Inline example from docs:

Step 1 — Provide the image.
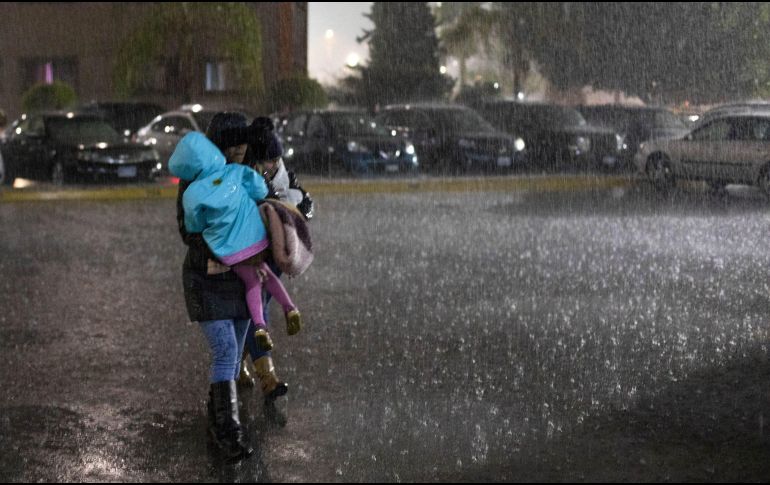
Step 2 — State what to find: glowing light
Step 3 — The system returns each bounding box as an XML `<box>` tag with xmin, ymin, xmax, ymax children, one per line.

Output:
<box><xmin>66</xmin><ymin>112</ymin><xmax>74</xmax><ymax>119</ymax></box>
<box><xmin>191</xmin><ymin>104</ymin><xmax>203</xmax><ymax>113</ymax></box>
<box><xmin>517</xmin><ymin>92</ymin><xmax>525</xmax><ymax>100</ymax></box>
<box><xmin>493</xmin><ymin>82</ymin><xmax>499</xmax><ymax>90</ymax></box>
<box><xmin>97</xmin><ymin>142</ymin><xmax>108</xmax><ymax>149</ymax></box>
<box><xmin>440</xmin><ymin>66</ymin><xmax>447</xmax><ymax>74</ymax></box>
<box><xmin>346</xmin><ymin>53</ymin><xmax>360</xmax><ymax>68</ymax></box>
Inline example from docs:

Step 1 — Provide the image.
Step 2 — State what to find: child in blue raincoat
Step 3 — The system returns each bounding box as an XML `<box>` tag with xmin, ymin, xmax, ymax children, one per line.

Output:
<box><xmin>169</xmin><ymin>131</ymin><xmax>302</xmax><ymax>350</ymax></box>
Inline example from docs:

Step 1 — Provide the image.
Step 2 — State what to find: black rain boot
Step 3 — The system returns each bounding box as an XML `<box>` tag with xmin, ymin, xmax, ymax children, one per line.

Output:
<box><xmin>210</xmin><ymin>380</ymin><xmax>254</xmax><ymax>462</ymax></box>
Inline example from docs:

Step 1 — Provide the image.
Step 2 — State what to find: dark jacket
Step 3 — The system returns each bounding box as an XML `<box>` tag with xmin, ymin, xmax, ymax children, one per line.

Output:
<box><xmin>177</xmin><ymin>180</ymin><xmax>250</xmax><ymax>322</ymax></box>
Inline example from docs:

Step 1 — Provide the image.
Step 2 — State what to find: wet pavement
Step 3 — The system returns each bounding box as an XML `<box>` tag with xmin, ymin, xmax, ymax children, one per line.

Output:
<box><xmin>1</xmin><ymin>177</ymin><xmax>770</xmax><ymax>481</ymax></box>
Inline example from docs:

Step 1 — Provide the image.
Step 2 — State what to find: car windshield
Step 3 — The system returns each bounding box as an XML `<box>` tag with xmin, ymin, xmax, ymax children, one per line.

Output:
<box><xmin>648</xmin><ymin>110</ymin><xmax>687</xmax><ymax>129</ymax></box>
<box><xmin>328</xmin><ymin>113</ymin><xmax>388</xmax><ymax>136</ymax></box>
<box><xmin>47</xmin><ymin>118</ymin><xmax>124</xmax><ymax>145</ymax></box>
<box><xmin>430</xmin><ymin>108</ymin><xmax>497</xmax><ymax>133</ymax></box>
<box><xmin>192</xmin><ymin>111</ymin><xmax>217</xmax><ymax>133</ymax></box>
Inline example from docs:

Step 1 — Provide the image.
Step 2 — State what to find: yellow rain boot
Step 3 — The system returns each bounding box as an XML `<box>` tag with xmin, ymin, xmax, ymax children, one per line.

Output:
<box><xmin>254</xmin><ymin>328</ymin><xmax>274</xmax><ymax>352</ymax></box>
<box><xmin>252</xmin><ymin>356</ymin><xmax>289</xmax><ymax>401</ymax></box>
<box><xmin>285</xmin><ymin>309</ymin><xmax>303</xmax><ymax>336</ymax></box>
<box><xmin>237</xmin><ymin>354</ymin><xmax>256</xmax><ymax>388</ymax></box>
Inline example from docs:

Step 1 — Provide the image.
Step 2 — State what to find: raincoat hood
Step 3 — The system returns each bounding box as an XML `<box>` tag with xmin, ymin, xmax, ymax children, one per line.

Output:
<box><xmin>169</xmin><ymin>132</ymin><xmax>227</xmax><ymax>181</ymax></box>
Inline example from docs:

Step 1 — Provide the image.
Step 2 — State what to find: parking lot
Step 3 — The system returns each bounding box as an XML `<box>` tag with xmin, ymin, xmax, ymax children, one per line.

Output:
<box><xmin>1</xmin><ymin>176</ymin><xmax>770</xmax><ymax>481</ymax></box>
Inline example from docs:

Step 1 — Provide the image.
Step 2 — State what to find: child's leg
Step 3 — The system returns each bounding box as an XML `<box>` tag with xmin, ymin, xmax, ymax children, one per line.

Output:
<box><xmin>231</xmin><ymin>264</ymin><xmax>266</xmax><ymax>327</ymax></box>
<box><xmin>259</xmin><ymin>261</ymin><xmax>296</xmax><ymax>313</ymax></box>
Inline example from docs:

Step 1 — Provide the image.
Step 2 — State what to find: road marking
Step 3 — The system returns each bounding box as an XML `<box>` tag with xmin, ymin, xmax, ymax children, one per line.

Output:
<box><xmin>0</xmin><ymin>175</ymin><xmax>636</xmax><ymax>203</ymax></box>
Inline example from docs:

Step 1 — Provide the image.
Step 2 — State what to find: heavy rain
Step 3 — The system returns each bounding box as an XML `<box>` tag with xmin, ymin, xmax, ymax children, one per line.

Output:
<box><xmin>1</xmin><ymin>2</ymin><xmax>770</xmax><ymax>482</ymax></box>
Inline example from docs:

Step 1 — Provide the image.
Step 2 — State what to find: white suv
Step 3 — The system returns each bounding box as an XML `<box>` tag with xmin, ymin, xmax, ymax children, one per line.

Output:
<box><xmin>635</xmin><ymin>110</ymin><xmax>770</xmax><ymax>195</ymax></box>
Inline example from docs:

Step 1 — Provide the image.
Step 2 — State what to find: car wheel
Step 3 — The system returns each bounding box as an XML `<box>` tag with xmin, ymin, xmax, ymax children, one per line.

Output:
<box><xmin>646</xmin><ymin>155</ymin><xmax>675</xmax><ymax>192</ymax></box>
<box><xmin>50</xmin><ymin>161</ymin><xmax>66</xmax><ymax>186</ymax></box>
<box><xmin>757</xmin><ymin>165</ymin><xmax>770</xmax><ymax>198</ymax></box>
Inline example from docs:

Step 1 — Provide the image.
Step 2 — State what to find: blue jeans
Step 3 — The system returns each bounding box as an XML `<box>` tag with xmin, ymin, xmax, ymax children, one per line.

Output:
<box><xmin>198</xmin><ymin>319</ymin><xmax>251</xmax><ymax>383</ymax></box>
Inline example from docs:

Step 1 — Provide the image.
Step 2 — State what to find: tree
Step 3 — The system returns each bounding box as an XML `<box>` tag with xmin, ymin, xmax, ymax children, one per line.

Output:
<box><xmin>22</xmin><ymin>82</ymin><xmax>77</xmax><ymax>113</ymax></box>
<box><xmin>346</xmin><ymin>2</ymin><xmax>453</xmax><ymax>109</ymax></box>
<box><xmin>435</xmin><ymin>3</ymin><xmax>496</xmax><ymax>89</ymax></box>
<box><xmin>265</xmin><ymin>77</ymin><xmax>328</xmax><ymax>114</ymax></box>
<box><xmin>113</xmin><ymin>2</ymin><xmax>264</xmax><ymax>108</ymax></box>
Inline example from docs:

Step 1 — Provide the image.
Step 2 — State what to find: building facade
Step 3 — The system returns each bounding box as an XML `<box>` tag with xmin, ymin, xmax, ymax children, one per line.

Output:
<box><xmin>0</xmin><ymin>2</ymin><xmax>307</xmax><ymax>119</ymax></box>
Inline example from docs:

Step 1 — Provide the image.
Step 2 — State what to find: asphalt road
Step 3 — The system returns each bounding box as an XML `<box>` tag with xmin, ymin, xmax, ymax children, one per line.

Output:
<box><xmin>1</xmin><ymin>177</ymin><xmax>770</xmax><ymax>482</ymax></box>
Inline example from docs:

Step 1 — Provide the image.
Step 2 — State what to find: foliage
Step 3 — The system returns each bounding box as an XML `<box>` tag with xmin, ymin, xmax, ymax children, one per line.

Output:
<box><xmin>345</xmin><ymin>2</ymin><xmax>453</xmax><ymax>109</ymax></box>
<box><xmin>113</xmin><ymin>2</ymin><xmax>264</xmax><ymax>108</ymax></box>
<box><xmin>445</xmin><ymin>2</ymin><xmax>770</xmax><ymax>104</ymax></box>
<box><xmin>21</xmin><ymin>82</ymin><xmax>77</xmax><ymax>113</ymax></box>
<box><xmin>454</xmin><ymin>81</ymin><xmax>503</xmax><ymax>109</ymax></box>
<box><xmin>265</xmin><ymin>77</ymin><xmax>328</xmax><ymax>114</ymax></box>
<box><xmin>435</xmin><ymin>3</ymin><xmax>496</xmax><ymax>88</ymax></box>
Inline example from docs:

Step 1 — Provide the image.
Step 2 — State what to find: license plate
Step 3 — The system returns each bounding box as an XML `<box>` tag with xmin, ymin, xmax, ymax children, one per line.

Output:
<box><xmin>385</xmin><ymin>164</ymin><xmax>399</xmax><ymax>172</ymax></box>
<box><xmin>497</xmin><ymin>156</ymin><xmax>512</xmax><ymax>167</ymax></box>
<box><xmin>118</xmin><ymin>165</ymin><xmax>137</xmax><ymax>178</ymax></box>
<box><xmin>602</xmin><ymin>156</ymin><xmax>617</xmax><ymax>167</ymax></box>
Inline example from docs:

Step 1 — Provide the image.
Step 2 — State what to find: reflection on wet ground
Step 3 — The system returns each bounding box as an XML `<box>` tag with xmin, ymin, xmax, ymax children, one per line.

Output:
<box><xmin>1</xmin><ymin>176</ymin><xmax>769</xmax><ymax>481</ymax></box>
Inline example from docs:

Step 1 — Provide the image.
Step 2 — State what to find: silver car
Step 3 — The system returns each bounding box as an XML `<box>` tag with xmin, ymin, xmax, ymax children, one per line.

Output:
<box><xmin>635</xmin><ymin>111</ymin><xmax>770</xmax><ymax>195</ymax></box>
<box><xmin>134</xmin><ymin>108</ymin><xmax>217</xmax><ymax>172</ymax></box>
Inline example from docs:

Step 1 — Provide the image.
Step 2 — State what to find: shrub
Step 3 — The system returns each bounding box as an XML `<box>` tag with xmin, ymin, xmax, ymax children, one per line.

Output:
<box><xmin>22</xmin><ymin>82</ymin><xmax>77</xmax><ymax>113</ymax></box>
<box><xmin>265</xmin><ymin>77</ymin><xmax>328</xmax><ymax>114</ymax></box>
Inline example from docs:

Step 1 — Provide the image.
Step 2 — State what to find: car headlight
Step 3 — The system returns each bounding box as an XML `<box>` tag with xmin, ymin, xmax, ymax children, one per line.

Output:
<box><xmin>458</xmin><ymin>138</ymin><xmax>476</xmax><ymax>149</ymax></box>
<box><xmin>404</xmin><ymin>142</ymin><xmax>415</xmax><ymax>155</ymax></box>
<box><xmin>285</xmin><ymin>147</ymin><xmax>295</xmax><ymax>158</ymax></box>
<box><xmin>514</xmin><ymin>137</ymin><xmax>526</xmax><ymax>152</ymax></box>
<box><xmin>576</xmin><ymin>136</ymin><xmax>590</xmax><ymax>153</ymax></box>
<box><xmin>347</xmin><ymin>141</ymin><xmax>369</xmax><ymax>153</ymax></box>
<box><xmin>616</xmin><ymin>133</ymin><xmax>626</xmax><ymax>151</ymax></box>
<box><xmin>76</xmin><ymin>151</ymin><xmax>99</xmax><ymax>162</ymax></box>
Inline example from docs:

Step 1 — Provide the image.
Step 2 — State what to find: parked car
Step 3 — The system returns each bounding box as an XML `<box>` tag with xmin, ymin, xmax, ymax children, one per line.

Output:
<box><xmin>478</xmin><ymin>101</ymin><xmax>623</xmax><ymax>171</ymax></box>
<box><xmin>577</xmin><ymin>105</ymin><xmax>690</xmax><ymax>165</ymax></box>
<box><xmin>0</xmin><ymin>145</ymin><xmax>6</xmax><ymax>185</ymax></box>
<box><xmin>78</xmin><ymin>101</ymin><xmax>165</xmax><ymax>140</ymax></box>
<box><xmin>1</xmin><ymin>112</ymin><xmax>161</xmax><ymax>185</ymax></box>
<box><xmin>375</xmin><ymin>103</ymin><xmax>526</xmax><ymax>173</ymax></box>
<box><xmin>278</xmin><ymin>109</ymin><xmax>419</xmax><ymax>176</ymax></box>
<box><xmin>697</xmin><ymin>102</ymin><xmax>770</xmax><ymax>126</ymax></box>
<box><xmin>135</xmin><ymin>107</ymin><xmax>219</xmax><ymax>171</ymax></box>
<box><xmin>634</xmin><ymin>109</ymin><xmax>770</xmax><ymax>195</ymax></box>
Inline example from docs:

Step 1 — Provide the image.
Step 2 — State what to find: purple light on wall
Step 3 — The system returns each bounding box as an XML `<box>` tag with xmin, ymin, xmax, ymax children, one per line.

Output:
<box><xmin>44</xmin><ymin>62</ymin><xmax>53</xmax><ymax>84</ymax></box>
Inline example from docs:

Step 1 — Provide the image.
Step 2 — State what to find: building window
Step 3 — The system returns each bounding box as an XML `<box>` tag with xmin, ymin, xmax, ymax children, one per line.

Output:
<box><xmin>21</xmin><ymin>58</ymin><xmax>77</xmax><ymax>91</ymax></box>
<box><xmin>205</xmin><ymin>61</ymin><xmax>230</xmax><ymax>92</ymax></box>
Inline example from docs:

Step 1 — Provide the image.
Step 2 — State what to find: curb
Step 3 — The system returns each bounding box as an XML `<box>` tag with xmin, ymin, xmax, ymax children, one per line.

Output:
<box><xmin>0</xmin><ymin>175</ymin><xmax>636</xmax><ymax>203</ymax></box>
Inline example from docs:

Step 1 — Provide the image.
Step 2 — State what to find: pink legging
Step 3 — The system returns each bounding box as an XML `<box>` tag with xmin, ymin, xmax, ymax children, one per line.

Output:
<box><xmin>231</xmin><ymin>261</ymin><xmax>296</xmax><ymax>327</ymax></box>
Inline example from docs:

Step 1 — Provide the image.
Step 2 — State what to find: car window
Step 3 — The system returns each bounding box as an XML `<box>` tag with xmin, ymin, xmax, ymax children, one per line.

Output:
<box><xmin>430</xmin><ymin>108</ymin><xmax>496</xmax><ymax>133</ymax></box>
<box><xmin>307</xmin><ymin>115</ymin><xmax>328</xmax><ymax>138</ymax></box>
<box><xmin>327</xmin><ymin>113</ymin><xmax>389</xmax><ymax>137</ymax></box>
<box><xmin>382</xmin><ymin>110</ymin><xmax>433</xmax><ymax>131</ymax></box>
<box><xmin>732</xmin><ymin>117</ymin><xmax>770</xmax><ymax>141</ymax></box>
<box><xmin>690</xmin><ymin>119</ymin><xmax>731</xmax><ymax>142</ymax></box>
<box><xmin>653</xmin><ymin>110</ymin><xmax>687</xmax><ymax>129</ymax></box>
<box><xmin>151</xmin><ymin>116</ymin><xmax>193</xmax><ymax>135</ymax></box>
<box><xmin>47</xmin><ymin>118</ymin><xmax>123</xmax><ymax>145</ymax></box>
<box><xmin>284</xmin><ymin>114</ymin><xmax>307</xmax><ymax>136</ymax></box>
<box><xmin>27</xmin><ymin>116</ymin><xmax>45</xmax><ymax>137</ymax></box>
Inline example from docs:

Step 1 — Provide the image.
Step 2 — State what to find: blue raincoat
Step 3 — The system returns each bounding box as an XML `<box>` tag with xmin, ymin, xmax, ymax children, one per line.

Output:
<box><xmin>169</xmin><ymin>132</ymin><xmax>269</xmax><ymax>263</ymax></box>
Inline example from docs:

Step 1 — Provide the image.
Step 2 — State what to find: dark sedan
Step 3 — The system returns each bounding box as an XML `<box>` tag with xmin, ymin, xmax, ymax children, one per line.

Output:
<box><xmin>478</xmin><ymin>101</ymin><xmax>624</xmax><ymax>171</ymax></box>
<box><xmin>375</xmin><ymin>103</ymin><xmax>526</xmax><ymax>173</ymax></box>
<box><xmin>1</xmin><ymin>112</ymin><xmax>161</xmax><ymax>185</ymax></box>
<box><xmin>278</xmin><ymin>110</ymin><xmax>419</xmax><ymax>176</ymax></box>
<box><xmin>78</xmin><ymin>101</ymin><xmax>165</xmax><ymax>140</ymax></box>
